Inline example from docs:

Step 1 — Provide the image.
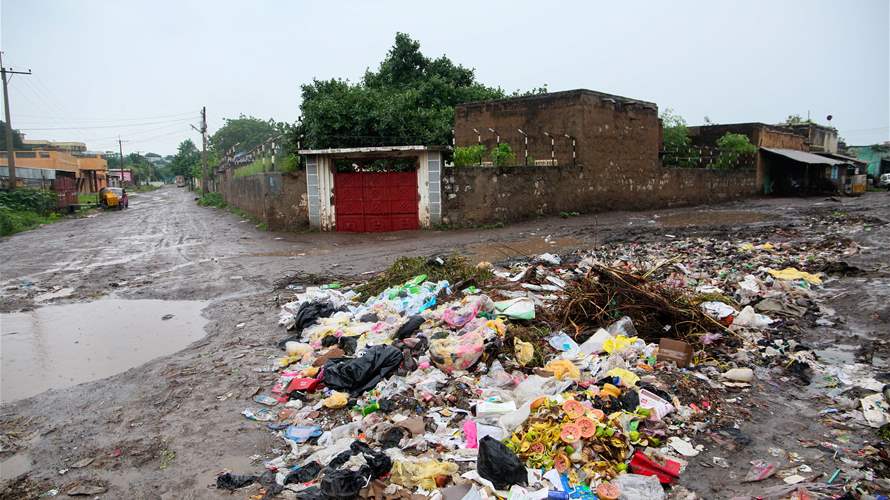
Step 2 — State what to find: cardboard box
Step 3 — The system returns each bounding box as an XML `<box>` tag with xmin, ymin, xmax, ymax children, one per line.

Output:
<box><xmin>657</xmin><ymin>338</ymin><xmax>693</xmax><ymax>367</ymax></box>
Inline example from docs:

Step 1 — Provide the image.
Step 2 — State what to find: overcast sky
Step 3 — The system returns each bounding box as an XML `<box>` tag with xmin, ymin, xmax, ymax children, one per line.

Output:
<box><xmin>2</xmin><ymin>0</ymin><xmax>888</xmax><ymax>155</ymax></box>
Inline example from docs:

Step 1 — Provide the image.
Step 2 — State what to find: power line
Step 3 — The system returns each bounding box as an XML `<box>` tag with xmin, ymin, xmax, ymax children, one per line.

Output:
<box><xmin>19</xmin><ymin>117</ymin><xmax>194</xmax><ymax>131</ymax></box>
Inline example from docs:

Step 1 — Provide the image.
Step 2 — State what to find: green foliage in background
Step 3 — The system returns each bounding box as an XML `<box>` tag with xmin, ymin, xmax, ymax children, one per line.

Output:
<box><xmin>490</xmin><ymin>143</ymin><xmax>516</xmax><ymax>166</ymax></box>
<box><xmin>171</xmin><ymin>139</ymin><xmax>201</xmax><ymax>179</ymax></box>
<box><xmin>210</xmin><ymin>115</ymin><xmax>282</xmax><ymax>155</ymax></box>
<box><xmin>298</xmin><ymin>33</ymin><xmax>506</xmax><ymax>149</ymax></box>
<box><xmin>453</xmin><ymin>145</ymin><xmax>486</xmax><ymax>166</ymax></box>
<box><xmin>714</xmin><ymin>132</ymin><xmax>757</xmax><ymax>169</ymax></box>
<box><xmin>0</xmin><ymin>121</ymin><xmax>24</xmax><ymax>150</ymax></box>
<box><xmin>661</xmin><ymin>108</ymin><xmax>700</xmax><ymax>168</ymax></box>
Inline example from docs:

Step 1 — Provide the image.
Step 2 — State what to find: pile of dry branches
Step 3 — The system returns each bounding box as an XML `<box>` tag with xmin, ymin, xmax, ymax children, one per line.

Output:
<box><xmin>551</xmin><ymin>264</ymin><xmax>725</xmax><ymax>342</ymax></box>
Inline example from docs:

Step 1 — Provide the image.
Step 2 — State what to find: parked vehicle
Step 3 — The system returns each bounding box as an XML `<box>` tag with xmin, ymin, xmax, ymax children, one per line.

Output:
<box><xmin>98</xmin><ymin>187</ymin><xmax>129</xmax><ymax>210</ymax></box>
<box><xmin>175</xmin><ymin>175</ymin><xmax>186</xmax><ymax>187</ymax></box>
<box><xmin>879</xmin><ymin>173</ymin><xmax>890</xmax><ymax>189</ymax></box>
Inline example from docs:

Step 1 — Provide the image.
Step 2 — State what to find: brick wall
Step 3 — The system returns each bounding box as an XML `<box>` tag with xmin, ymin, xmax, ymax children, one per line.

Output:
<box><xmin>218</xmin><ymin>170</ymin><xmax>309</xmax><ymax>230</ymax></box>
<box><xmin>446</xmin><ymin>90</ymin><xmax>758</xmax><ymax>225</ymax></box>
<box><xmin>441</xmin><ymin>165</ymin><xmax>758</xmax><ymax>226</ymax></box>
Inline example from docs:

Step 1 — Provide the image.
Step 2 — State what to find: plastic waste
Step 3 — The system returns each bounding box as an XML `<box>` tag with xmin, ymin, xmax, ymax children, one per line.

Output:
<box><xmin>606</xmin><ymin>367</ymin><xmax>639</xmax><ymax>387</ymax></box>
<box><xmin>767</xmin><ymin>267</ymin><xmax>823</xmax><ymax>286</ymax></box>
<box><xmin>731</xmin><ymin>306</ymin><xmax>774</xmax><ymax>329</ymax></box>
<box><xmin>535</xmin><ymin>253</ymin><xmax>561</xmax><ymax>266</ymax></box>
<box><xmin>611</xmin><ymin>473</ymin><xmax>665</xmax><ymax>500</ymax></box>
<box><xmin>322</xmin><ymin>345</ymin><xmax>403</xmax><ymax>397</ymax></box>
<box><xmin>284</xmin><ymin>425</ymin><xmax>323</xmax><ymax>443</ymax></box>
<box><xmin>579</xmin><ymin>328</ymin><xmax>611</xmax><ymax>355</ymax></box>
<box><xmin>722</xmin><ymin>367</ymin><xmax>754</xmax><ymax>382</ymax></box>
<box><xmin>606</xmin><ymin>316</ymin><xmax>639</xmax><ymax>338</ymax></box>
<box><xmin>390</xmin><ymin>460</ymin><xmax>459</xmax><ymax>490</ymax></box>
<box><xmin>514</xmin><ymin>338</ymin><xmax>535</xmax><ymax>366</ymax></box>
<box><xmin>320</xmin><ymin>440</ymin><xmax>392</xmax><ymax>499</ymax></box>
<box><xmin>322</xmin><ymin>391</ymin><xmax>349</xmax><ymax>409</ymax></box>
<box><xmin>476</xmin><ymin>436</ymin><xmax>528</xmax><ymax>491</ymax></box>
<box><xmin>476</xmin><ymin>400</ymin><xmax>517</xmax><ymax>418</ymax></box>
<box><xmin>543</xmin><ymin>359</ymin><xmax>581</xmax><ymax>380</ymax></box>
<box><xmin>284</xmin><ymin>461</ymin><xmax>322</xmax><ymax>485</ymax></box>
<box><xmin>493</xmin><ymin>297</ymin><xmax>535</xmax><ymax>320</ymax></box>
<box><xmin>394</xmin><ymin>315</ymin><xmax>425</xmax><ymax>340</ymax></box>
<box><xmin>638</xmin><ymin>389</ymin><xmax>675</xmax><ymax>420</ymax></box>
<box><xmin>429</xmin><ymin>330</ymin><xmax>485</xmax><ymax>373</ymax></box>
<box><xmin>216</xmin><ymin>472</ymin><xmax>256</xmax><ymax>491</ymax></box>
<box><xmin>442</xmin><ymin>295</ymin><xmax>493</xmax><ymax>327</ymax></box>
<box><xmin>548</xmin><ymin>332</ymin><xmax>581</xmax><ymax>358</ymax></box>
<box><xmin>602</xmin><ymin>335</ymin><xmax>639</xmax><ymax>355</ymax></box>
<box><xmin>628</xmin><ymin>450</ymin><xmax>681</xmax><ymax>484</ymax></box>
<box><xmin>700</xmin><ymin>301</ymin><xmax>736</xmax><ymax>319</ymax></box>
<box><xmin>743</xmin><ymin>460</ymin><xmax>777</xmax><ymax>482</ymax></box>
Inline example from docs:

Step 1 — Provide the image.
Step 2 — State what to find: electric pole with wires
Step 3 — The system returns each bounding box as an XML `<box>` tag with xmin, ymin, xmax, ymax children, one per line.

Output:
<box><xmin>1</xmin><ymin>52</ymin><xmax>32</xmax><ymax>191</ymax></box>
<box><xmin>191</xmin><ymin>107</ymin><xmax>208</xmax><ymax>195</ymax></box>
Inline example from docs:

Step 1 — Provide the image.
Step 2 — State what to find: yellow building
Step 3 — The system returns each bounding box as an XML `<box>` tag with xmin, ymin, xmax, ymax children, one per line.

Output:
<box><xmin>0</xmin><ymin>149</ymin><xmax>108</xmax><ymax>192</ymax></box>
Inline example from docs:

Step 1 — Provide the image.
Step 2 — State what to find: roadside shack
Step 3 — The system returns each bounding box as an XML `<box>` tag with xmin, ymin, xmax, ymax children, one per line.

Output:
<box><xmin>761</xmin><ymin>147</ymin><xmax>867</xmax><ymax>196</ymax></box>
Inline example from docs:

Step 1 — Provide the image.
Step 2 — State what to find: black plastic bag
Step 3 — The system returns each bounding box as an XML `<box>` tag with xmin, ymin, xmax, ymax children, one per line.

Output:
<box><xmin>285</xmin><ymin>461</ymin><xmax>322</xmax><ymax>485</ymax></box>
<box><xmin>323</xmin><ymin>345</ymin><xmax>403</xmax><ymax>397</ymax></box>
<box><xmin>320</xmin><ymin>441</ymin><xmax>392</xmax><ymax>499</ymax></box>
<box><xmin>394</xmin><ymin>315</ymin><xmax>425</xmax><ymax>340</ymax></box>
<box><xmin>477</xmin><ymin>436</ymin><xmax>527</xmax><ymax>490</ymax></box>
<box><xmin>216</xmin><ymin>472</ymin><xmax>256</xmax><ymax>490</ymax></box>
<box><xmin>379</xmin><ymin>426</ymin><xmax>406</xmax><ymax>448</ymax></box>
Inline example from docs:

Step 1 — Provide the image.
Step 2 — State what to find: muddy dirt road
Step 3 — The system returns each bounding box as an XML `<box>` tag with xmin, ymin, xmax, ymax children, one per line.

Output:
<box><xmin>1</xmin><ymin>187</ymin><xmax>888</xmax><ymax>498</ymax></box>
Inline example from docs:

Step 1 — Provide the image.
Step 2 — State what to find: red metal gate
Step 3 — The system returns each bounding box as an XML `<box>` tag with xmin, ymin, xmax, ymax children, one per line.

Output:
<box><xmin>334</xmin><ymin>171</ymin><xmax>419</xmax><ymax>232</ymax></box>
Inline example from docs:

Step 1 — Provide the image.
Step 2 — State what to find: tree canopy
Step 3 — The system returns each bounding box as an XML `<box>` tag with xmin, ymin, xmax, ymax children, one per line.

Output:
<box><xmin>170</xmin><ymin>139</ymin><xmax>200</xmax><ymax>178</ymax></box>
<box><xmin>298</xmin><ymin>33</ymin><xmax>505</xmax><ymax>149</ymax></box>
<box><xmin>210</xmin><ymin>115</ymin><xmax>282</xmax><ymax>155</ymax></box>
<box><xmin>0</xmin><ymin>121</ymin><xmax>24</xmax><ymax>150</ymax></box>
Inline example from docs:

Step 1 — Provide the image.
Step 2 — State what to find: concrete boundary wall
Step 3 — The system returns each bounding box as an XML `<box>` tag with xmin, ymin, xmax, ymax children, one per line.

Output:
<box><xmin>217</xmin><ymin>171</ymin><xmax>309</xmax><ymax>231</ymax></box>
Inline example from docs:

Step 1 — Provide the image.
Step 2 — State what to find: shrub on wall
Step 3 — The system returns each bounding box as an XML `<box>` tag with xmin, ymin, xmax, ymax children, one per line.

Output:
<box><xmin>490</xmin><ymin>143</ymin><xmax>516</xmax><ymax>167</ymax></box>
<box><xmin>714</xmin><ymin>133</ymin><xmax>757</xmax><ymax>169</ymax></box>
<box><xmin>454</xmin><ymin>145</ymin><xmax>486</xmax><ymax>166</ymax></box>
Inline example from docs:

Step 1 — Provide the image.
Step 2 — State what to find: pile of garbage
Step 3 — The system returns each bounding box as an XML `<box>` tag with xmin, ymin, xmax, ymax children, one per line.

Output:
<box><xmin>222</xmin><ymin>237</ymin><xmax>889</xmax><ymax>498</ymax></box>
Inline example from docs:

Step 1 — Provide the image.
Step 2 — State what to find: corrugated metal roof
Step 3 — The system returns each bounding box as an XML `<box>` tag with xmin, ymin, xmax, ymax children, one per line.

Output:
<box><xmin>761</xmin><ymin>148</ymin><xmax>850</xmax><ymax>165</ymax></box>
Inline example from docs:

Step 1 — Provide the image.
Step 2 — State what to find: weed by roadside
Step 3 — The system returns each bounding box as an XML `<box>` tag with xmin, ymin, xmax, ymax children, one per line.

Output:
<box><xmin>356</xmin><ymin>254</ymin><xmax>493</xmax><ymax>297</ymax></box>
<box><xmin>196</xmin><ymin>192</ymin><xmax>227</xmax><ymax>208</ymax></box>
<box><xmin>131</xmin><ymin>184</ymin><xmax>161</xmax><ymax>193</ymax></box>
<box><xmin>0</xmin><ymin>209</ymin><xmax>61</xmax><ymax>236</ymax></box>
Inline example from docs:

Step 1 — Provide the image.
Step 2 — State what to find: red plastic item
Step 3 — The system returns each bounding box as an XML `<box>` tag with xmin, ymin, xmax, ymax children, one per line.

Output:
<box><xmin>628</xmin><ymin>450</ymin><xmax>681</xmax><ymax>484</ymax></box>
<box><xmin>286</xmin><ymin>377</ymin><xmax>321</xmax><ymax>393</ymax></box>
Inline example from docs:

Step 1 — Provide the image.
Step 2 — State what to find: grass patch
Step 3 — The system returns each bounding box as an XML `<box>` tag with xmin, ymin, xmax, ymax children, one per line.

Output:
<box><xmin>234</xmin><ymin>160</ymin><xmax>267</xmax><ymax>178</ymax></box>
<box><xmin>132</xmin><ymin>184</ymin><xmax>161</xmax><ymax>193</ymax></box>
<box><xmin>77</xmin><ymin>192</ymin><xmax>98</xmax><ymax>205</ymax></box>
<box><xmin>356</xmin><ymin>254</ymin><xmax>493</xmax><ymax>298</ymax></box>
<box><xmin>0</xmin><ymin>209</ymin><xmax>61</xmax><ymax>236</ymax></box>
<box><xmin>196</xmin><ymin>192</ymin><xmax>226</xmax><ymax>208</ymax></box>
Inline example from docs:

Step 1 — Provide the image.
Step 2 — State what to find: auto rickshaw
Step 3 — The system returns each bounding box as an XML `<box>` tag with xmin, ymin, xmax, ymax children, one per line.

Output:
<box><xmin>98</xmin><ymin>187</ymin><xmax>129</xmax><ymax>210</ymax></box>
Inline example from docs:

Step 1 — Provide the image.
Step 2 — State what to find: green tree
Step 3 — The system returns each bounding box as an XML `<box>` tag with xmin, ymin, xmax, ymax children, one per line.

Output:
<box><xmin>299</xmin><ymin>33</ymin><xmax>505</xmax><ymax>149</ymax></box>
<box><xmin>714</xmin><ymin>132</ymin><xmax>756</xmax><ymax>169</ymax></box>
<box><xmin>170</xmin><ymin>139</ymin><xmax>200</xmax><ymax>179</ymax></box>
<box><xmin>210</xmin><ymin>115</ymin><xmax>280</xmax><ymax>155</ymax></box>
<box><xmin>0</xmin><ymin>121</ymin><xmax>25</xmax><ymax>150</ymax></box>
<box><xmin>661</xmin><ymin>108</ymin><xmax>699</xmax><ymax>167</ymax></box>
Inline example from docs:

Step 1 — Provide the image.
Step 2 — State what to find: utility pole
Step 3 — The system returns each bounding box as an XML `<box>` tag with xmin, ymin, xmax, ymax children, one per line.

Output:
<box><xmin>192</xmin><ymin>107</ymin><xmax>208</xmax><ymax>195</ymax></box>
<box><xmin>118</xmin><ymin>137</ymin><xmax>125</xmax><ymax>187</ymax></box>
<box><xmin>1</xmin><ymin>52</ymin><xmax>32</xmax><ymax>191</ymax></box>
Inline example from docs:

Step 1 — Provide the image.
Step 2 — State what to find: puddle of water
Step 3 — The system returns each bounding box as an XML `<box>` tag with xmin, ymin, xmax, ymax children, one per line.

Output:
<box><xmin>467</xmin><ymin>237</ymin><xmax>583</xmax><ymax>263</ymax></box>
<box><xmin>0</xmin><ymin>452</ymin><xmax>32</xmax><ymax>481</ymax></box>
<box><xmin>0</xmin><ymin>299</ymin><xmax>207</xmax><ymax>403</ymax></box>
